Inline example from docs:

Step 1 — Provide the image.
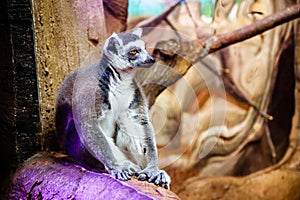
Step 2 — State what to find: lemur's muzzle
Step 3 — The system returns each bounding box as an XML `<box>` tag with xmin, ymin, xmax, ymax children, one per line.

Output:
<box><xmin>147</xmin><ymin>55</ymin><xmax>156</xmax><ymax>64</ymax></box>
<box><xmin>141</xmin><ymin>55</ymin><xmax>156</xmax><ymax>68</ymax></box>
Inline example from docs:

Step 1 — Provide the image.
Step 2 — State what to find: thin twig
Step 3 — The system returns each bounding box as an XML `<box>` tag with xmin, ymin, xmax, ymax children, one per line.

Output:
<box><xmin>265</xmin><ymin>124</ymin><xmax>277</xmax><ymax>163</ymax></box>
<box><xmin>137</xmin><ymin>0</ymin><xmax>184</xmax><ymax>29</ymax></box>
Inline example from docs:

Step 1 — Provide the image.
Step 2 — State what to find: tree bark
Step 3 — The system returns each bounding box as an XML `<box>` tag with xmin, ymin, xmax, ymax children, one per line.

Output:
<box><xmin>8</xmin><ymin>152</ymin><xmax>179</xmax><ymax>200</ymax></box>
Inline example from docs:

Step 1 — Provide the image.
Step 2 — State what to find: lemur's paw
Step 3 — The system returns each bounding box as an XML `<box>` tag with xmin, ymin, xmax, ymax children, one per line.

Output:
<box><xmin>137</xmin><ymin>168</ymin><xmax>171</xmax><ymax>189</ymax></box>
<box><xmin>110</xmin><ymin>169</ymin><xmax>132</xmax><ymax>181</ymax></box>
<box><xmin>110</xmin><ymin>162</ymin><xmax>141</xmax><ymax>181</ymax></box>
<box><xmin>149</xmin><ymin>170</ymin><xmax>171</xmax><ymax>189</ymax></box>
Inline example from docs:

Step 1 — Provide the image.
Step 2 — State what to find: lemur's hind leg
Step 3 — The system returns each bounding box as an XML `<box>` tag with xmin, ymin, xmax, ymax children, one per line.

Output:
<box><xmin>117</xmin><ymin>106</ymin><xmax>171</xmax><ymax>189</ymax></box>
<box><xmin>136</xmin><ymin>121</ymin><xmax>171</xmax><ymax>189</ymax></box>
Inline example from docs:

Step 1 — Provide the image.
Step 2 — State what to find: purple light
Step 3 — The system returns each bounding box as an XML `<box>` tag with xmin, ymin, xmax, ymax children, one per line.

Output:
<box><xmin>9</xmin><ymin>153</ymin><xmax>159</xmax><ymax>200</ymax></box>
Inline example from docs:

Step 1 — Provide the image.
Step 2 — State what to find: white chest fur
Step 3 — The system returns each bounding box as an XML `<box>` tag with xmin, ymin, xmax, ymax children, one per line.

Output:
<box><xmin>109</xmin><ymin>78</ymin><xmax>134</xmax><ymax>114</ymax></box>
<box><xmin>97</xmin><ymin>74</ymin><xmax>135</xmax><ymax>138</ymax></box>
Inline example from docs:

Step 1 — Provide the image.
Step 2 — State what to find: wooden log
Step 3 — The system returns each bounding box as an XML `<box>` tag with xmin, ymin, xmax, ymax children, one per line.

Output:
<box><xmin>8</xmin><ymin>152</ymin><xmax>180</xmax><ymax>200</ymax></box>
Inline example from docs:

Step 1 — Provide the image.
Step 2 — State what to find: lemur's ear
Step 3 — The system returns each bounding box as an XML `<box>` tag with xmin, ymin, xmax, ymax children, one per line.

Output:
<box><xmin>106</xmin><ymin>33</ymin><xmax>121</xmax><ymax>55</ymax></box>
<box><xmin>132</xmin><ymin>28</ymin><xmax>142</xmax><ymax>38</ymax></box>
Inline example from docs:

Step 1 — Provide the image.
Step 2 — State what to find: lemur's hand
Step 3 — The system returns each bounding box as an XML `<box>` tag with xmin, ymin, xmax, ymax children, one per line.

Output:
<box><xmin>109</xmin><ymin>161</ymin><xmax>141</xmax><ymax>181</ymax></box>
<box><xmin>137</xmin><ymin>167</ymin><xmax>171</xmax><ymax>189</ymax></box>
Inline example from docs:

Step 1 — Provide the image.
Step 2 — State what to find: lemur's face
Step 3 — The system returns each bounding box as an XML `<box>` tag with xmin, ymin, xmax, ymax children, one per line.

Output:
<box><xmin>103</xmin><ymin>28</ymin><xmax>155</xmax><ymax>70</ymax></box>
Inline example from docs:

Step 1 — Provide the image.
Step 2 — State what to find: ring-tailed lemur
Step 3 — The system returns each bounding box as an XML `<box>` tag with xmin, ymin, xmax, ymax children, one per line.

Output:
<box><xmin>55</xmin><ymin>28</ymin><xmax>171</xmax><ymax>189</ymax></box>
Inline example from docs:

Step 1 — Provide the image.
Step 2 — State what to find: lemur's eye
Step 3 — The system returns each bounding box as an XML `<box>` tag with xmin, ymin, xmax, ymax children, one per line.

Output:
<box><xmin>129</xmin><ymin>50</ymin><xmax>137</xmax><ymax>55</ymax></box>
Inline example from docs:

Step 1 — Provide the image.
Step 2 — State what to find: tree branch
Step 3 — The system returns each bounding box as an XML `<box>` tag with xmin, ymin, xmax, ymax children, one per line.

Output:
<box><xmin>198</xmin><ymin>3</ymin><xmax>300</xmax><ymax>56</ymax></box>
<box><xmin>138</xmin><ymin>2</ymin><xmax>300</xmax><ymax>58</ymax></box>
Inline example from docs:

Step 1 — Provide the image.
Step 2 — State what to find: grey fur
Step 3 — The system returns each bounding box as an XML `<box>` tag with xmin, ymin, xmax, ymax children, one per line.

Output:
<box><xmin>118</xmin><ymin>33</ymin><xmax>139</xmax><ymax>45</ymax></box>
<box><xmin>55</xmin><ymin>29</ymin><xmax>171</xmax><ymax>189</ymax></box>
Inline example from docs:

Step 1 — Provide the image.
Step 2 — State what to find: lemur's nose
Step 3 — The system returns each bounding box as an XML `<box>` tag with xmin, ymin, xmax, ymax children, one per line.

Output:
<box><xmin>148</xmin><ymin>55</ymin><xmax>155</xmax><ymax>63</ymax></box>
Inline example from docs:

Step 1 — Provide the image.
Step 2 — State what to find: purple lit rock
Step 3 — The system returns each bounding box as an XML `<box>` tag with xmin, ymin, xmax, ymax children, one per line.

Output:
<box><xmin>9</xmin><ymin>152</ymin><xmax>179</xmax><ymax>200</ymax></box>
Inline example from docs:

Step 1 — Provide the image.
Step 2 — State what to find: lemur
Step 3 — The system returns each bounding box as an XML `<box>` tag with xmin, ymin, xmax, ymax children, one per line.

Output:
<box><xmin>55</xmin><ymin>28</ymin><xmax>170</xmax><ymax>189</ymax></box>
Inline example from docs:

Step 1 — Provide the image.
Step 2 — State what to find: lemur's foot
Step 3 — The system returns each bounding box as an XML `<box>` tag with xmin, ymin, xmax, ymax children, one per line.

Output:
<box><xmin>110</xmin><ymin>162</ymin><xmax>141</xmax><ymax>181</ymax></box>
<box><xmin>137</xmin><ymin>168</ymin><xmax>171</xmax><ymax>189</ymax></box>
